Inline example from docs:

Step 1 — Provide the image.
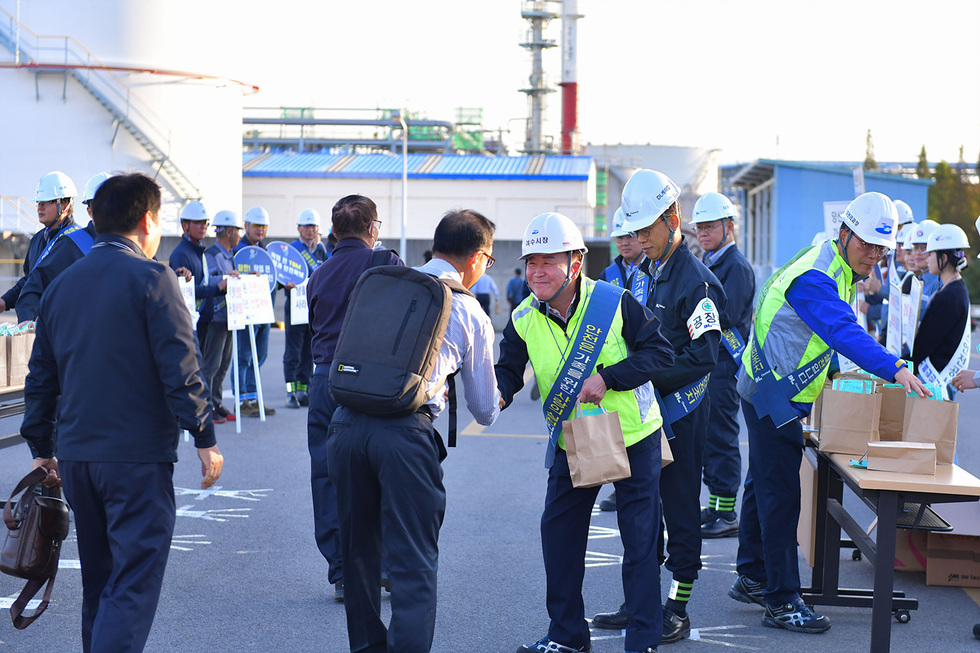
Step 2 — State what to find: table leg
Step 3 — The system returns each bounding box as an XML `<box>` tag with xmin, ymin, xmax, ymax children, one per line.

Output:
<box><xmin>870</xmin><ymin>491</ymin><xmax>898</xmax><ymax>653</ymax></box>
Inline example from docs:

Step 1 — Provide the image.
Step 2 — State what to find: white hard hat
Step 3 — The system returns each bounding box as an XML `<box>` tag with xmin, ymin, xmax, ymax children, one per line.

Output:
<box><xmin>893</xmin><ymin>200</ymin><xmax>914</xmax><ymax>226</ymax></box>
<box><xmin>902</xmin><ymin>226</ymin><xmax>915</xmax><ymax>250</ymax></box>
<box><xmin>840</xmin><ymin>192</ymin><xmax>898</xmax><ymax>249</ymax></box>
<box><xmin>926</xmin><ymin>224</ymin><xmax>970</xmax><ymax>253</ymax></box>
<box><xmin>609</xmin><ymin>207</ymin><xmax>629</xmax><ymax>238</ymax></box>
<box><xmin>82</xmin><ymin>172</ymin><xmax>111</xmax><ymax>204</ymax></box>
<box><xmin>245</xmin><ymin>205</ymin><xmax>270</xmax><ymax>226</ymax></box>
<box><xmin>180</xmin><ymin>200</ymin><xmax>208</xmax><ymax>221</ymax></box>
<box><xmin>297</xmin><ymin>208</ymin><xmax>321</xmax><ymax>226</ymax></box>
<box><xmin>691</xmin><ymin>192</ymin><xmax>736</xmax><ymax>225</ymax></box>
<box><xmin>35</xmin><ymin>171</ymin><xmax>77</xmax><ymax>202</ymax></box>
<box><xmin>521</xmin><ymin>212</ymin><xmax>588</xmax><ymax>259</ymax></box>
<box><xmin>909</xmin><ymin>219</ymin><xmax>940</xmax><ymax>245</ymax></box>
<box><xmin>895</xmin><ymin>223</ymin><xmax>912</xmax><ymax>245</ymax></box>
<box><xmin>212</xmin><ymin>209</ymin><xmax>243</xmax><ymax>229</ymax></box>
<box><xmin>621</xmin><ymin>169</ymin><xmax>681</xmax><ymax>232</ymax></box>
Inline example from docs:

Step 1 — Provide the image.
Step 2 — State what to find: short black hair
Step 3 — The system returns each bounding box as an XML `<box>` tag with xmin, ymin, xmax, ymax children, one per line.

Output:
<box><xmin>432</xmin><ymin>209</ymin><xmax>495</xmax><ymax>259</ymax></box>
<box><xmin>91</xmin><ymin>173</ymin><xmax>161</xmax><ymax>235</ymax></box>
<box><xmin>331</xmin><ymin>195</ymin><xmax>376</xmax><ymax>239</ymax></box>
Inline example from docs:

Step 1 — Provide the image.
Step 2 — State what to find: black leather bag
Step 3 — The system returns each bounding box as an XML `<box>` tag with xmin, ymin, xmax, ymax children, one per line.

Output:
<box><xmin>1</xmin><ymin>467</ymin><xmax>70</xmax><ymax>629</ymax></box>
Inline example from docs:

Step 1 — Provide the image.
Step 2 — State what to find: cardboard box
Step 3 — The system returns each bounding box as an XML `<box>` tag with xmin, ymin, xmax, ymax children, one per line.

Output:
<box><xmin>867</xmin><ymin>441</ymin><xmax>936</xmax><ymax>475</ymax></box>
<box><xmin>818</xmin><ymin>387</ymin><xmax>881</xmax><ymax>456</ymax></box>
<box><xmin>797</xmin><ymin>450</ymin><xmax>818</xmax><ymax>567</ymax></box>
<box><xmin>894</xmin><ymin>528</ymin><xmax>928</xmax><ymax>572</ymax></box>
<box><xmin>927</xmin><ymin>502</ymin><xmax>980</xmax><ymax>588</ymax></box>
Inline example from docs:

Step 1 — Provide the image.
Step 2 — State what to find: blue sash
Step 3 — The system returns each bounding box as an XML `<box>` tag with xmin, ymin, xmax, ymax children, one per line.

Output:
<box><xmin>541</xmin><ymin>281</ymin><xmax>624</xmax><ymax>467</ymax></box>
<box><xmin>294</xmin><ymin>241</ymin><xmax>326</xmax><ymax>272</ymax></box>
<box><xmin>654</xmin><ymin>374</ymin><xmax>711</xmax><ymax>440</ymax></box>
<box><xmin>747</xmin><ymin>330</ymin><xmax>832</xmax><ymax>428</ymax></box>
<box><xmin>629</xmin><ymin>270</ymin><xmax>651</xmax><ymax>305</ymax></box>
<box><xmin>603</xmin><ymin>262</ymin><xmax>625</xmax><ymax>288</ymax></box>
<box><xmin>34</xmin><ymin>224</ymin><xmax>93</xmax><ymax>271</ymax></box>
<box><xmin>721</xmin><ymin>328</ymin><xmax>745</xmax><ymax>361</ymax></box>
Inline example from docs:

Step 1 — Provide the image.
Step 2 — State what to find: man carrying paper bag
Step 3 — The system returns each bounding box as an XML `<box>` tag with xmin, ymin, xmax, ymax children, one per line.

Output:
<box><xmin>495</xmin><ymin>212</ymin><xmax>674</xmax><ymax>653</ymax></box>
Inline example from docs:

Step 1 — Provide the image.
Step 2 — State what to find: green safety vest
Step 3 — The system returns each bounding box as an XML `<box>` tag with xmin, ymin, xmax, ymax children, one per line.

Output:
<box><xmin>742</xmin><ymin>239</ymin><xmax>854</xmax><ymax>404</ymax></box>
<box><xmin>512</xmin><ymin>277</ymin><xmax>662</xmax><ymax>449</ymax></box>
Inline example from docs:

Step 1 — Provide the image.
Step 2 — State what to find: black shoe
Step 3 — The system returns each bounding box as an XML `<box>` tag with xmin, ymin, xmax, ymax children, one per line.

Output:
<box><xmin>333</xmin><ymin>580</ymin><xmax>344</xmax><ymax>603</ymax></box>
<box><xmin>700</xmin><ymin>507</ymin><xmax>716</xmax><ymax>525</ymax></box>
<box><xmin>728</xmin><ymin>575</ymin><xmax>766</xmax><ymax>606</ymax></box>
<box><xmin>598</xmin><ymin>491</ymin><xmax>617</xmax><ymax>512</ymax></box>
<box><xmin>702</xmin><ymin>513</ymin><xmax>739</xmax><ymax>538</ymax></box>
<box><xmin>762</xmin><ymin>597</ymin><xmax>831</xmax><ymax>633</ymax></box>
<box><xmin>591</xmin><ymin>603</ymin><xmax>628</xmax><ymax>629</ymax></box>
<box><xmin>287</xmin><ymin>392</ymin><xmax>300</xmax><ymax>409</ymax></box>
<box><xmin>661</xmin><ymin>604</ymin><xmax>691</xmax><ymax>644</ymax></box>
<box><xmin>381</xmin><ymin>575</ymin><xmax>391</xmax><ymax>592</ymax></box>
<box><xmin>298</xmin><ymin>390</ymin><xmax>310</xmax><ymax>406</ymax></box>
<box><xmin>517</xmin><ymin>636</ymin><xmax>591</xmax><ymax>653</ymax></box>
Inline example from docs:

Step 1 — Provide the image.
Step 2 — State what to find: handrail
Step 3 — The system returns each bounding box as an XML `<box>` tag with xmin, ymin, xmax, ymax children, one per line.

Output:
<box><xmin>0</xmin><ymin>196</ymin><xmax>41</xmax><ymax>237</ymax></box>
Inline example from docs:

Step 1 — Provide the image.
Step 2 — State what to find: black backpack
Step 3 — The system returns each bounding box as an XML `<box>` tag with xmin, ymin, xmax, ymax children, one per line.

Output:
<box><xmin>328</xmin><ymin>264</ymin><xmax>472</xmax><ymax>440</ymax></box>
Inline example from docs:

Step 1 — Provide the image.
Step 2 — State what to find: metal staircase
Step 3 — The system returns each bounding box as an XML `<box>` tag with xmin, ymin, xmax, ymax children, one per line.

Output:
<box><xmin>0</xmin><ymin>7</ymin><xmax>201</xmax><ymax>202</ymax></box>
<box><xmin>0</xmin><ymin>196</ymin><xmax>41</xmax><ymax>237</ymax></box>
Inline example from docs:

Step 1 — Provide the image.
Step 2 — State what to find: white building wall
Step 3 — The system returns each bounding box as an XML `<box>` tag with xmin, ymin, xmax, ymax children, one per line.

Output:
<box><xmin>243</xmin><ymin>176</ymin><xmax>594</xmax><ymax>243</ymax></box>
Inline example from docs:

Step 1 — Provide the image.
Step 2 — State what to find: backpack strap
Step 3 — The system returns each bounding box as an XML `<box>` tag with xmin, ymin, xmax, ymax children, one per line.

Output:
<box><xmin>10</xmin><ymin>576</ymin><xmax>54</xmax><ymax>629</ymax></box>
<box><xmin>436</xmin><ymin>277</ymin><xmax>474</xmax><ymax>448</ymax></box>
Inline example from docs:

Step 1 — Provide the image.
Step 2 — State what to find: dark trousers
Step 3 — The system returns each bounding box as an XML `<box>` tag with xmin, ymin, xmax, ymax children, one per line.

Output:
<box><xmin>283</xmin><ymin>322</ymin><xmax>313</xmax><ymax>387</ymax></box>
<box><xmin>702</xmin><ymin>353</ymin><xmax>742</xmax><ymax>499</ymax></box>
<box><xmin>201</xmin><ymin>321</ymin><xmax>233</xmax><ymax>408</ymax></box>
<box><xmin>61</xmin><ymin>461</ymin><xmax>176</xmax><ymax>653</ymax></box>
<box><xmin>327</xmin><ymin>407</ymin><xmax>446</xmax><ymax>653</ymax></box>
<box><xmin>657</xmin><ymin>399</ymin><xmax>708</xmax><ymax>582</ymax></box>
<box><xmin>476</xmin><ymin>293</ymin><xmax>491</xmax><ymax>315</ymax></box>
<box><xmin>308</xmin><ymin>368</ymin><xmax>343</xmax><ymax>584</ymax></box>
<box><xmin>237</xmin><ymin>322</ymin><xmax>269</xmax><ymax>398</ymax></box>
<box><xmin>736</xmin><ymin>397</ymin><xmax>804</xmax><ymax>604</ymax></box>
<box><xmin>543</xmin><ymin>439</ymin><xmax>663</xmax><ymax>651</ymax></box>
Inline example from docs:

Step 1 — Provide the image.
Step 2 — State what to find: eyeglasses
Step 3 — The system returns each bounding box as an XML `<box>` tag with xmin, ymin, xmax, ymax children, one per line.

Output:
<box><xmin>852</xmin><ymin>233</ymin><xmax>890</xmax><ymax>258</ymax></box>
<box><xmin>373</xmin><ymin>219</ymin><xmax>382</xmax><ymax>230</ymax></box>
<box><xmin>479</xmin><ymin>251</ymin><xmax>495</xmax><ymax>268</ymax></box>
<box><xmin>628</xmin><ymin>225</ymin><xmax>655</xmax><ymax>239</ymax></box>
<box><xmin>694</xmin><ymin>222</ymin><xmax>721</xmax><ymax>234</ymax></box>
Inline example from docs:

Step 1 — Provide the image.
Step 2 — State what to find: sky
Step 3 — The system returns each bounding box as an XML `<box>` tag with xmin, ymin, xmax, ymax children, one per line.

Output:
<box><xmin>209</xmin><ymin>0</ymin><xmax>980</xmax><ymax>166</ymax></box>
<box><xmin>38</xmin><ymin>0</ymin><xmax>975</xmax><ymax>168</ymax></box>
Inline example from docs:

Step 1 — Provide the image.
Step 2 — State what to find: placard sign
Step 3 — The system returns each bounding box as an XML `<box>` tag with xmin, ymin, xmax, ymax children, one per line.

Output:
<box><xmin>234</xmin><ymin>246</ymin><xmax>277</xmax><ymax>293</ymax></box>
<box><xmin>266</xmin><ymin>241</ymin><xmax>308</xmax><ymax>286</ymax></box>
<box><xmin>902</xmin><ymin>275</ymin><xmax>922</xmax><ymax>357</ymax></box>
<box><xmin>242</xmin><ymin>275</ymin><xmax>275</xmax><ymax>326</ymax></box>
<box><xmin>823</xmin><ymin>200</ymin><xmax>850</xmax><ymax>237</ymax></box>
<box><xmin>177</xmin><ymin>276</ymin><xmax>199</xmax><ymax>326</ymax></box>
<box><xmin>225</xmin><ymin>276</ymin><xmax>246</xmax><ymax>331</ymax></box>
<box><xmin>290</xmin><ymin>280</ymin><xmax>309</xmax><ymax>326</ymax></box>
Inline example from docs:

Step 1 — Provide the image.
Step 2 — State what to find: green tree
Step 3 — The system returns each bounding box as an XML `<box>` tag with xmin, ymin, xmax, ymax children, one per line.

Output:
<box><xmin>916</xmin><ymin>145</ymin><xmax>930</xmax><ymax>179</ymax></box>
<box><xmin>863</xmin><ymin>129</ymin><xmax>878</xmax><ymax>172</ymax></box>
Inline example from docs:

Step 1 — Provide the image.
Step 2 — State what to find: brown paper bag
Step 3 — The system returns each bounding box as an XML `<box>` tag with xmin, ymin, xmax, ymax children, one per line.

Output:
<box><xmin>818</xmin><ymin>388</ymin><xmax>881</xmax><ymax>456</ymax></box>
<box><xmin>904</xmin><ymin>397</ymin><xmax>958</xmax><ymax>465</ymax></box>
<box><xmin>563</xmin><ymin>410</ymin><xmax>630</xmax><ymax>488</ymax></box>
<box><xmin>0</xmin><ymin>337</ymin><xmax>8</xmax><ymax>390</ymax></box>
<box><xmin>7</xmin><ymin>332</ymin><xmax>35</xmax><ymax>387</ymax></box>
<box><xmin>661</xmin><ymin>430</ymin><xmax>673</xmax><ymax>468</ymax></box>
<box><xmin>867</xmin><ymin>441</ymin><xmax>937</xmax><ymax>475</ymax></box>
<box><xmin>877</xmin><ymin>385</ymin><xmax>908</xmax><ymax>442</ymax></box>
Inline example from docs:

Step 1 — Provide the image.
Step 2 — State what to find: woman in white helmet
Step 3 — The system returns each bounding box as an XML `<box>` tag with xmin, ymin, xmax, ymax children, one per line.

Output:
<box><xmin>913</xmin><ymin>223</ymin><xmax>972</xmax><ymax>398</ymax></box>
<box><xmin>953</xmin><ymin>216</ymin><xmax>980</xmax><ymax>397</ymax></box>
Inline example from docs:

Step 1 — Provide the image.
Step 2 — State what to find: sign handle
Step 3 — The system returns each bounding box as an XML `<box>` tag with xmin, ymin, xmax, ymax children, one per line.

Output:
<box><xmin>249</xmin><ymin>324</ymin><xmax>266</xmax><ymax>422</ymax></box>
<box><xmin>231</xmin><ymin>327</ymin><xmax>241</xmax><ymax>434</ymax></box>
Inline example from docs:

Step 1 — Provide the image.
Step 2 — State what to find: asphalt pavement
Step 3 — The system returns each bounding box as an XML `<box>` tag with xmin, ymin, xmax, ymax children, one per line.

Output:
<box><xmin>1</xmin><ymin>327</ymin><xmax>979</xmax><ymax>652</ymax></box>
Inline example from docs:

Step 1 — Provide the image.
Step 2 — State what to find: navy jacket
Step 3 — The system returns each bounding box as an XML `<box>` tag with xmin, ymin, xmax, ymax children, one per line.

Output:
<box><xmin>639</xmin><ymin>237</ymin><xmax>727</xmax><ymax>394</ymax></box>
<box><xmin>169</xmin><ymin>235</ymin><xmax>219</xmax><ymax>322</ymax></box>
<box><xmin>704</xmin><ymin>244</ymin><xmax>755</xmax><ymax>341</ymax></box>
<box><xmin>494</xmin><ymin>276</ymin><xmax>675</xmax><ymax>409</ymax></box>
<box><xmin>22</xmin><ymin>233</ymin><xmax>216</xmax><ymax>462</ymax></box>
<box><xmin>2</xmin><ymin>217</ymin><xmax>78</xmax><ymax>309</ymax></box>
<box><xmin>16</xmin><ymin>221</ymin><xmax>97</xmax><ymax>323</ymax></box>
<box><xmin>308</xmin><ymin>238</ymin><xmax>404</xmax><ymax>366</ymax></box>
